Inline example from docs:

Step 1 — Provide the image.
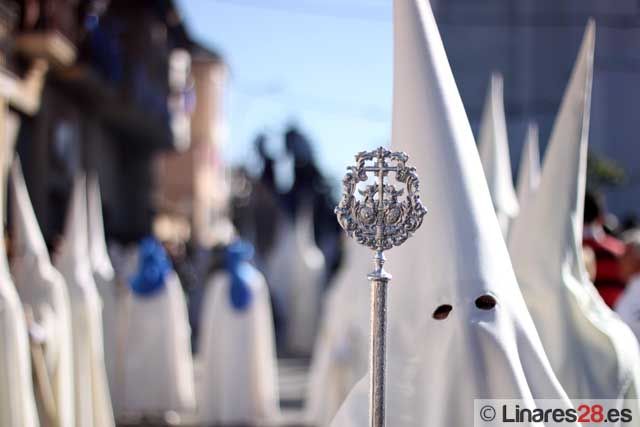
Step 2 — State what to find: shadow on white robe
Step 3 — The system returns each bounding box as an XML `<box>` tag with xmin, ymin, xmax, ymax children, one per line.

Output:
<box><xmin>509</xmin><ymin>21</ymin><xmax>640</xmax><ymax>410</ymax></box>
<box><xmin>54</xmin><ymin>176</ymin><xmax>114</xmax><ymax>427</ymax></box>
<box><xmin>10</xmin><ymin>158</ymin><xmax>74</xmax><ymax>427</ymax></box>
<box><xmin>198</xmin><ymin>268</ymin><xmax>280</xmax><ymax>425</ymax></box>
<box><xmin>121</xmin><ymin>268</ymin><xmax>195</xmax><ymax>416</ymax></box>
<box><xmin>332</xmin><ymin>1</ymin><xmax>574</xmax><ymax>425</ymax></box>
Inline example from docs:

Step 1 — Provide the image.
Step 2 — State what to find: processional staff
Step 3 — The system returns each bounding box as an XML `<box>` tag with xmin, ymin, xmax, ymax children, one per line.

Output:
<box><xmin>335</xmin><ymin>147</ymin><xmax>427</xmax><ymax>427</ymax></box>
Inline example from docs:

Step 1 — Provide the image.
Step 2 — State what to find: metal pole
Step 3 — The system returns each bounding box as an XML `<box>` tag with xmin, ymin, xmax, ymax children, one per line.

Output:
<box><xmin>335</xmin><ymin>147</ymin><xmax>426</xmax><ymax>427</ymax></box>
<box><xmin>368</xmin><ymin>251</ymin><xmax>390</xmax><ymax>427</ymax></box>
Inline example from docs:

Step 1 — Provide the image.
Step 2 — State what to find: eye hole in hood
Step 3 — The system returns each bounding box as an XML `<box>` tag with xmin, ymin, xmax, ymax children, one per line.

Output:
<box><xmin>432</xmin><ymin>304</ymin><xmax>453</xmax><ymax>320</ymax></box>
<box><xmin>475</xmin><ymin>294</ymin><xmax>497</xmax><ymax>310</ymax></box>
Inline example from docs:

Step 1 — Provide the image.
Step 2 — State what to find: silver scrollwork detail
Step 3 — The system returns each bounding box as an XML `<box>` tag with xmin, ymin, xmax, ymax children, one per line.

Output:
<box><xmin>335</xmin><ymin>147</ymin><xmax>427</xmax><ymax>252</ymax></box>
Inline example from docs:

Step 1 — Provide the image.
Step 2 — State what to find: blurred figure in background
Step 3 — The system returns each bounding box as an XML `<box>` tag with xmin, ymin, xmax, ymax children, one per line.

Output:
<box><xmin>120</xmin><ymin>237</ymin><xmax>195</xmax><ymax>420</ymax></box>
<box><xmin>583</xmin><ymin>190</ymin><xmax>626</xmax><ymax>307</ymax></box>
<box><xmin>198</xmin><ymin>238</ymin><xmax>280</xmax><ymax>426</ymax></box>
<box><xmin>10</xmin><ymin>158</ymin><xmax>74</xmax><ymax>427</ymax></box>
<box><xmin>54</xmin><ymin>177</ymin><xmax>114</xmax><ymax>427</ymax></box>
<box><xmin>615</xmin><ymin>231</ymin><xmax>640</xmax><ymax>341</ymax></box>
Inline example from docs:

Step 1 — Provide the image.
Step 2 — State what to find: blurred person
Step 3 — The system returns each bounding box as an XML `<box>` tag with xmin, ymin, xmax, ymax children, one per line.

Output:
<box><xmin>509</xmin><ymin>20</ymin><xmax>640</xmax><ymax>407</ymax></box>
<box><xmin>583</xmin><ymin>190</ymin><xmax>626</xmax><ymax>307</ymax></box>
<box><xmin>333</xmin><ymin>1</ymin><xmax>575</xmax><ymax>424</ymax></box>
<box><xmin>54</xmin><ymin>176</ymin><xmax>115</xmax><ymax>427</ymax></box>
<box><xmin>615</xmin><ymin>231</ymin><xmax>640</xmax><ymax>341</ymax></box>
<box><xmin>265</xmin><ymin>198</ymin><xmax>325</xmax><ymax>355</ymax></box>
<box><xmin>198</xmin><ymin>238</ymin><xmax>280</xmax><ymax>425</ymax></box>
<box><xmin>120</xmin><ymin>237</ymin><xmax>195</xmax><ymax>419</ymax></box>
<box><xmin>10</xmin><ymin>158</ymin><xmax>74</xmax><ymax>427</ymax></box>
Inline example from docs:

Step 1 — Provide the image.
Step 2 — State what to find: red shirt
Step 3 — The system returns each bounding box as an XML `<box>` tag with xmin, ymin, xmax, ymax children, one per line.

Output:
<box><xmin>583</xmin><ymin>234</ymin><xmax>626</xmax><ymax>308</ymax></box>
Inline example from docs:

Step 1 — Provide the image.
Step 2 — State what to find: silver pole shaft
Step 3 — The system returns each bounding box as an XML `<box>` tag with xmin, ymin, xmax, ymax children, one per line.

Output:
<box><xmin>368</xmin><ymin>251</ymin><xmax>390</xmax><ymax>427</ymax></box>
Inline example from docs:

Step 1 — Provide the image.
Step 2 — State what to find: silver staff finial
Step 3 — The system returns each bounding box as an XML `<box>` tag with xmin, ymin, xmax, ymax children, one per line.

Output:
<box><xmin>335</xmin><ymin>147</ymin><xmax>426</xmax><ymax>427</ymax></box>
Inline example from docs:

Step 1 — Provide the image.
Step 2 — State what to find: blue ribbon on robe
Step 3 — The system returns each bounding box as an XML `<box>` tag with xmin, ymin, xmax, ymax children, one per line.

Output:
<box><xmin>225</xmin><ymin>240</ymin><xmax>257</xmax><ymax>311</ymax></box>
<box><xmin>129</xmin><ymin>237</ymin><xmax>171</xmax><ymax>297</ymax></box>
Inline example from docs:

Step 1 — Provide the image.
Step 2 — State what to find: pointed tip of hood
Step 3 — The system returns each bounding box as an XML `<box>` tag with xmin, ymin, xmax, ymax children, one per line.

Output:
<box><xmin>509</xmin><ymin>21</ymin><xmax>595</xmax><ymax>282</ymax></box>
<box><xmin>56</xmin><ymin>174</ymin><xmax>90</xmax><ymax>266</ymax></box>
<box><xmin>87</xmin><ymin>174</ymin><xmax>115</xmax><ymax>277</ymax></box>
<box><xmin>515</xmin><ymin>122</ymin><xmax>541</xmax><ymax>207</ymax></box>
<box><xmin>390</xmin><ymin>0</ymin><xmax>516</xmax><ymax>299</ymax></box>
<box><xmin>10</xmin><ymin>156</ymin><xmax>50</xmax><ymax>261</ymax></box>
<box><xmin>478</xmin><ymin>70</ymin><xmax>519</xmax><ymax>220</ymax></box>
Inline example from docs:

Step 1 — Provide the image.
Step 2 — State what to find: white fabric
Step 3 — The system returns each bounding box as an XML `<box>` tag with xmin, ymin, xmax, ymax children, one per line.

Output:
<box><xmin>54</xmin><ymin>176</ymin><xmax>115</xmax><ymax>427</ymax></box>
<box><xmin>509</xmin><ymin>21</ymin><xmax>640</xmax><ymax>407</ymax></box>
<box><xmin>0</xmin><ymin>112</ymin><xmax>39</xmax><ymax>427</ymax></box>
<box><xmin>332</xmin><ymin>1</ymin><xmax>573</xmax><ymax>425</ymax></box>
<box><xmin>121</xmin><ymin>271</ymin><xmax>195</xmax><ymax>415</ymax></box>
<box><xmin>478</xmin><ymin>73</ymin><xmax>519</xmax><ymax>237</ymax></box>
<box><xmin>306</xmin><ymin>239</ymin><xmax>370</xmax><ymax>426</ymax></box>
<box><xmin>266</xmin><ymin>204</ymin><xmax>325</xmax><ymax>355</ymax></box>
<box><xmin>87</xmin><ymin>176</ymin><xmax>122</xmax><ymax>410</ymax></box>
<box><xmin>616</xmin><ymin>275</ymin><xmax>640</xmax><ymax>343</ymax></box>
<box><xmin>0</xmin><ymin>256</ymin><xmax>40</xmax><ymax>427</ymax></box>
<box><xmin>515</xmin><ymin>122</ymin><xmax>541</xmax><ymax>209</ymax></box>
<box><xmin>10</xmin><ymin>158</ymin><xmax>74</xmax><ymax>427</ymax></box>
<box><xmin>198</xmin><ymin>270</ymin><xmax>280</xmax><ymax>425</ymax></box>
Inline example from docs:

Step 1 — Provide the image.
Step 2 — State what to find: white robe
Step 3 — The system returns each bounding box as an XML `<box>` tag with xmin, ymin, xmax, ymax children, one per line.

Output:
<box><xmin>616</xmin><ymin>274</ymin><xmax>640</xmax><ymax>342</ymax></box>
<box><xmin>87</xmin><ymin>176</ymin><xmax>122</xmax><ymax>411</ymax></box>
<box><xmin>198</xmin><ymin>270</ymin><xmax>280</xmax><ymax>425</ymax></box>
<box><xmin>306</xmin><ymin>239</ymin><xmax>370</xmax><ymax>426</ymax></box>
<box><xmin>0</xmin><ymin>111</ymin><xmax>39</xmax><ymax>427</ymax></box>
<box><xmin>10</xmin><ymin>158</ymin><xmax>74</xmax><ymax>427</ymax></box>
<box><xmin>478</xmin><ymin>73</ymin><xmax>519</xmax><ymax>237</ymax></box>
<box><xmin>509</xmin><ymin>21</ymin><xmax>640</xmax><ymax>410</ymax></box>
<box><xmin>54</xmin><ymin>177</ymin><xmax>114</xmax><ymax>427</ymax></box>
<box><xmin>121</xmin><ymin>271</ymin><xmax>195</xmax><ymax>415</ymax></box>
<box><xmin>0</xmin><ymin>261</ymin><xmax>40</xmax><ymax>427</ymax></box>
<box><xmin>266</xmin><ymin>205</ymin><xmax>325</xmax><ymax>355</ymax></box>
<box><xmin>332</xmin><ymin>1</ymin><xmax>574</xmax><ymax>425</ymax></box>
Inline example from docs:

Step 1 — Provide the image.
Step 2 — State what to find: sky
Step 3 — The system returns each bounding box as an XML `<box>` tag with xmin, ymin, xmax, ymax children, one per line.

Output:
<box><xmin>176</xmin><ymin>0</ymin><xmax>393</xmax><ymax>186</ymax></box>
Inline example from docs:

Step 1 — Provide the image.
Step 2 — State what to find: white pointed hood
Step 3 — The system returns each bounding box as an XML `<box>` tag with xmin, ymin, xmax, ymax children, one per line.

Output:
<box><xmin>87</xmin><ymin>175</ymin><xmax>115</xmax><ymax>281</ymax></box>
<box><xmin>509</xmin><ymin>21</ymin><xmax>640</xmax><ymax>399</ymax></box>
<box><xmin>10</xmin><ymin>158</ymin><xmax>50</xmax><ymax>264</ymax></box>
<box><xmin>10</xmin><ymin>157</ymin><xmax>76</xmax><ymax>427</ymax></box>
<box><xmin>332</xmin><ymin>1</ymin><xmax>572</xmax><ymax>425</ymax></box>
<box><xmin>515</xmin><ymin>122</ymin><xmax>541</xmax><ymax>208</ymax></box>
<box><xmin>478</xmin><ymin>72</ymin><xmax>519</xmax><ymax>235</ymax></box>
<box><xmin>55</xmin><ymin>175</ymin><xmax>92</xmax><ymax>278</ymax></box>
<box><xmin>54</xmin><ymin>175</ymin><xmax>116</xmax><ymax>426</ymax></box>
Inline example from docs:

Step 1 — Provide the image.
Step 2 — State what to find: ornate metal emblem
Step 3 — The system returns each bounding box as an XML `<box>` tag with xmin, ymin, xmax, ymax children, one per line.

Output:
<box><xmin>335</xmin><ymin>147</ymin><xmax>427</xmax><ymax>252</ymax></box>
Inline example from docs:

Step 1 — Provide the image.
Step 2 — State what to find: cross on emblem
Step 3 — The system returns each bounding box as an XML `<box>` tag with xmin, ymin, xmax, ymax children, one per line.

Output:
<box><xmin>335</xmin><ymin>146</ymin><xmax>427</xmax><ymax>252</ymax></box>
